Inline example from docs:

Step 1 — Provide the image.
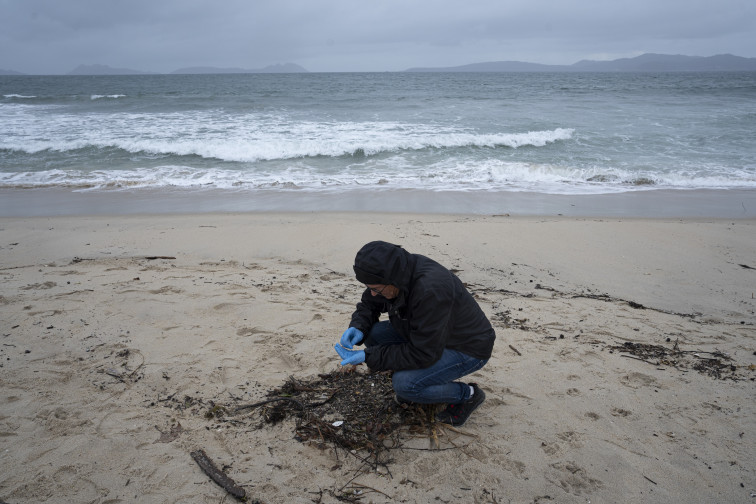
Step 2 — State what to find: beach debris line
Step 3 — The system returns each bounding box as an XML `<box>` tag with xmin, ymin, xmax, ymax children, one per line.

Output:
<box><xmin>232</xmin><ymin>369</ymin><xmax>455</xmax><ymax>502</ymax></box>
<box><xmin>609</xmin><ymin>339</ymin><xmax>752</xmax><ymax>381</ymax></box>
<box><xmin>160</xmin><ymin>370</ymin><xmax>462</xmax><ymax>502</ymax></box>
<box><xmin>190</xmin><ymin>448</ymin><xmax>253</xmax><ymax>502</ymax></box>
<box><xmin>232</xmin><ymin>369</ymin><xmax>449</xmax><ymax>467</ymax></box>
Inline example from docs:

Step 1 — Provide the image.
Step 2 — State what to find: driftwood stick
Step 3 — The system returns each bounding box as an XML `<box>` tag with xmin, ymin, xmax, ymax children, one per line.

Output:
<box><xmin>620</xmin><ymin>354</ymin><xmax>658</xmax><ymax>366</ymax></box>
<box><xmin>508</xmin><ymin>344</ymin><xmax>522</xmax><ymax>356</ymax></box>
<box><xmin>190</xmin><ymin>449</ymin><xmax>246</xmax><ymax>500</ymax></box>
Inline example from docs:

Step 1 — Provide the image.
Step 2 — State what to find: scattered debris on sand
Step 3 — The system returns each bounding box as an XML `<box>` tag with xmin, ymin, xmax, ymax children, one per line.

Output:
<box><xmin>609</xmin><ymin>339</ymin><xmax>752</xmax><ymax>381</ymax></box>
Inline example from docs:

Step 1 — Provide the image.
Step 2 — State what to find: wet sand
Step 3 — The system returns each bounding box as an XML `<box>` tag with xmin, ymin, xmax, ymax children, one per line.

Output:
<box><xmin>1</xmin><ymin>187</ymin><xmax>756</xmax><ymax>218</ymax></box>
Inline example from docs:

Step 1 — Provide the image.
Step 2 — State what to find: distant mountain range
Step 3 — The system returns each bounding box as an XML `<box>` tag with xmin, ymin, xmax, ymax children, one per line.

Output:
<box><xmin>2</xmin><ymin>54</ymin><xmax>755</xmax><ymax>75</ymax></box>
<box><xmin>406</xmin><ymin>53</ymin><xmax>756</xmax><ymax>72</ymax></box>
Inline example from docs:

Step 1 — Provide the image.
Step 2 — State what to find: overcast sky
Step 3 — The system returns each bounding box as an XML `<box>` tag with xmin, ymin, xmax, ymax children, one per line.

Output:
<box><xmin>2</xmin><ymin>0</ymin><xmax>755</xmax><ymax>74</ymax></box>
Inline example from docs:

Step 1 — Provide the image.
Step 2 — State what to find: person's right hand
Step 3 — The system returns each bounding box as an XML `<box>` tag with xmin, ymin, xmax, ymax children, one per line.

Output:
<box><xmin>339</xmin><ymin>327</ymin><xmax>364</xmax><ymax>349</ymax></box>
<box><xmin>334</xmin><ymin>345</ymin><xmax>366</xmax><ymax>366</ymax></box>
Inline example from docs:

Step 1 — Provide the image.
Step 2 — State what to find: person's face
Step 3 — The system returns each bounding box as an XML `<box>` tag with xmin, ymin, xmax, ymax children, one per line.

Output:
<box><xmin>366</xmin><ymin>284</ymin><xmax>399</xmax><ymax>299</ymax></box>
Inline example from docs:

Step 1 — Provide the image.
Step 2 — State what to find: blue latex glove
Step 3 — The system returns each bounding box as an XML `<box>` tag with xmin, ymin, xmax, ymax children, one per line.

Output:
<box><xmin>334</xmin><ymin>344</ymin><xmax>366</xmax><ymax>366</ymax></box>
<box><xmin>339</xmin><ymin>327</ymin><xmax>364</xmax><ymax>349</ymax></box>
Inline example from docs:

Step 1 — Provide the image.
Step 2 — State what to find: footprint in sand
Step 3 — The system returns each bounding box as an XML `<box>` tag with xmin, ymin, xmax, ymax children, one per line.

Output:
<box><xmin>546</xmin><ymin>461</ymin><xmax>603</xmax><ymax>496</ymax></box>
<box><xmin>236</xmin><ymin>327</ymin><xmax>268</xmax><ymax>337</ymax></box>
<box><xmin>619</xmin><ymin>371</ymin><xmax>659</xmax><ymax>389</ymax></box>
<box><xmin>611</xmin><ymin>407</ymin><xmax>632</xmax><ymax>417</ymax></box>
<box><xmin>540</xmin><ymin>431</ymin><xmax>584</xmax><ymax>456</ymax></box>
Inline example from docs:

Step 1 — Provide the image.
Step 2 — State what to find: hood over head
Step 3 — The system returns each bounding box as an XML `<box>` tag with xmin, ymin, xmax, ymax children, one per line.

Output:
<box><xmin>353</xmin><ymin>241</ymin><xmax>413</xmax><ymax>288</ymax></box>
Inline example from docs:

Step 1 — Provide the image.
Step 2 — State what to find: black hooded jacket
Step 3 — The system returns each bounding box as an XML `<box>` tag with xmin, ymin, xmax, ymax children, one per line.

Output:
<box><xmin>350</xmin><ymin>241</ymin><xmax>495</xmax><ymax>371</ymax></box>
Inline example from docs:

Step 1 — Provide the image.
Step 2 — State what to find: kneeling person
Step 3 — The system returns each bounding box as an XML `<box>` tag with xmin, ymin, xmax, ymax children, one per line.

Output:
<box><xmin>334</xmin><ymin>241</ymin><xmax>496</xmax><ymax>427</ymax></box>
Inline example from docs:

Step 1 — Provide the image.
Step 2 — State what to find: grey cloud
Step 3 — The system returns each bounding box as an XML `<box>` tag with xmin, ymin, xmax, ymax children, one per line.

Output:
<box><xmin>1</xmin><ymin>0</ymin><xmax>754</xmax><ymax>74</ymax></box>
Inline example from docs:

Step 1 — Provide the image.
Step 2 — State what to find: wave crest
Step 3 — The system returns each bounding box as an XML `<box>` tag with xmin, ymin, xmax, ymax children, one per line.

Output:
<box><xmin>2</xmin><ymin>160</ymin><xmax>754</xmax><ymax>194</ymax></box>
<box><xmin>1</xmin><ymin>118</ymin><xmax>573</xmax><ymax>162</ymax></box>
<box><xmin>90</xmin><ymin>94</ymin><xmax>127</xmax><ymax>100</ymax></box>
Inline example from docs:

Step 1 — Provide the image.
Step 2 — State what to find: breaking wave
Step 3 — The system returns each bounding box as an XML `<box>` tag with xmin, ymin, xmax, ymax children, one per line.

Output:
<box><xmin>2</xmin><ymin>160</ymin><xmax>754</xmax><ymax>195</ymax></box>
<box><xmin>1</xmin><ymin>114</ymin><xmax>573</xmax><ymax>162</ymax></box>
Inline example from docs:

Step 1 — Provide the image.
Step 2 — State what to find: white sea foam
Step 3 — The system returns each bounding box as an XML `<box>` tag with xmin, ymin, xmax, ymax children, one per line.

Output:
<box><xmin>90</xmin><ymin>94</ymin><xmax>126</xmax><ymax>100</ymax></box>
<box><xmin>0</xmin><ymin>107</ymin><xmax>574</xmax><ymax>161</ymax></box>
<box><xmin>3</xmin><ymin>94</ymin><xmax>36</xmax><ymax>99</ymax></box>
<box><xmin>2</xmin><ymin>159</ymin><xmax>754</xmax><ymax>195</ymax></box>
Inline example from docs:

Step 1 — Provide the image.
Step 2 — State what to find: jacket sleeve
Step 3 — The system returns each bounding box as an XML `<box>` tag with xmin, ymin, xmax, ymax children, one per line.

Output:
<box><xmin>348</xmin><ymin>289</ymin><xmax>384</xmax><ymax>335</ymax></box>
<box><xmin>364</xmin><ymin>274</ymin><xmax>456</xmax><ymax>371</ymax></box>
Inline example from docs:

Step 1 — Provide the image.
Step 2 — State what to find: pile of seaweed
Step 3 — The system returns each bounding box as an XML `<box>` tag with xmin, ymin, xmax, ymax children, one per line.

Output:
<box><xmin>609</xmin><ymin>339</ymin><xmax>753</xmax><ymax>381</ymax></box>
<box><xmin>231</xmin><ymin>369</ymin><xmax>442</xmax><ymax>468</ymax></box>
<box><xmin>177</xmin><ymin>370</ymin><xmax>453</xmax><ymax>502</ymax></box>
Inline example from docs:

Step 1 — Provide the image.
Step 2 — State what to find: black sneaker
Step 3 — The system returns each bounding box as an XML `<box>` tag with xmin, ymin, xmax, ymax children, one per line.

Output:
<box><xmin>435</xmin><ymin>384</ymin><xmax>486</xmax><ymax>427</ymax></box>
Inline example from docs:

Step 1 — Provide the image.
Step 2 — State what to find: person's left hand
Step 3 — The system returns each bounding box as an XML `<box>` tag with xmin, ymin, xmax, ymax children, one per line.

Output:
<box><xmin>339</xmin><ymin>327</ymin><xmax>363</xmax><ymax>349</ymax></box>
<box><xmin>334</xmin><ymin>344</ymin><xmax>365</xmax><ymax>366</ymax></box>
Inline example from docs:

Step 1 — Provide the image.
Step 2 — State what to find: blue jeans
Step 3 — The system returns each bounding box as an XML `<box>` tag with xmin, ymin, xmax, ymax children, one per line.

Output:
<box><xmin>365</xmin><ymin>321</ymin><xmax>488</xmax><ymax>404</ymax></box>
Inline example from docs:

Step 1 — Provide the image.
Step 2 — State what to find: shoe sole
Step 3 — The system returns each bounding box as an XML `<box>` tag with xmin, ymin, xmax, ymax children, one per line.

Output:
<box><xmin>436</xmin><ymin>388</ymin><xmax>486</xmax><ymax>427</ymax></box>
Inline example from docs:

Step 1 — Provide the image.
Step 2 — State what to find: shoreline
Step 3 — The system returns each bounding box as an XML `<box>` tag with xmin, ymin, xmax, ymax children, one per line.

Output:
<box><xmin>1</xmin><ymin>212</ymin><xmax>754</xmax><ymax>503</ymax></box>
<box><xmin>1</xmin><ymin>187</ymin><xmax>756</xmax><ymax>218</ymax></box>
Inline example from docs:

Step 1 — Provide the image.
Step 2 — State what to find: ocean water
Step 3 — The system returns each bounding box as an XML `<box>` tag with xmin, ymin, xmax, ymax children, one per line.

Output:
<box><xmin>1</xmin><ymin>72</ymin><xmax>755</xmax><ymax>215</ymax></box>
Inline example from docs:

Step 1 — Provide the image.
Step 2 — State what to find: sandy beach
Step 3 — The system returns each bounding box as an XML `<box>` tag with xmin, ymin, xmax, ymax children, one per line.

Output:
<box><xmin>1</xmin><ymin>212</ymin><xmax>754</xmax><ymax>503</ymax></box>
